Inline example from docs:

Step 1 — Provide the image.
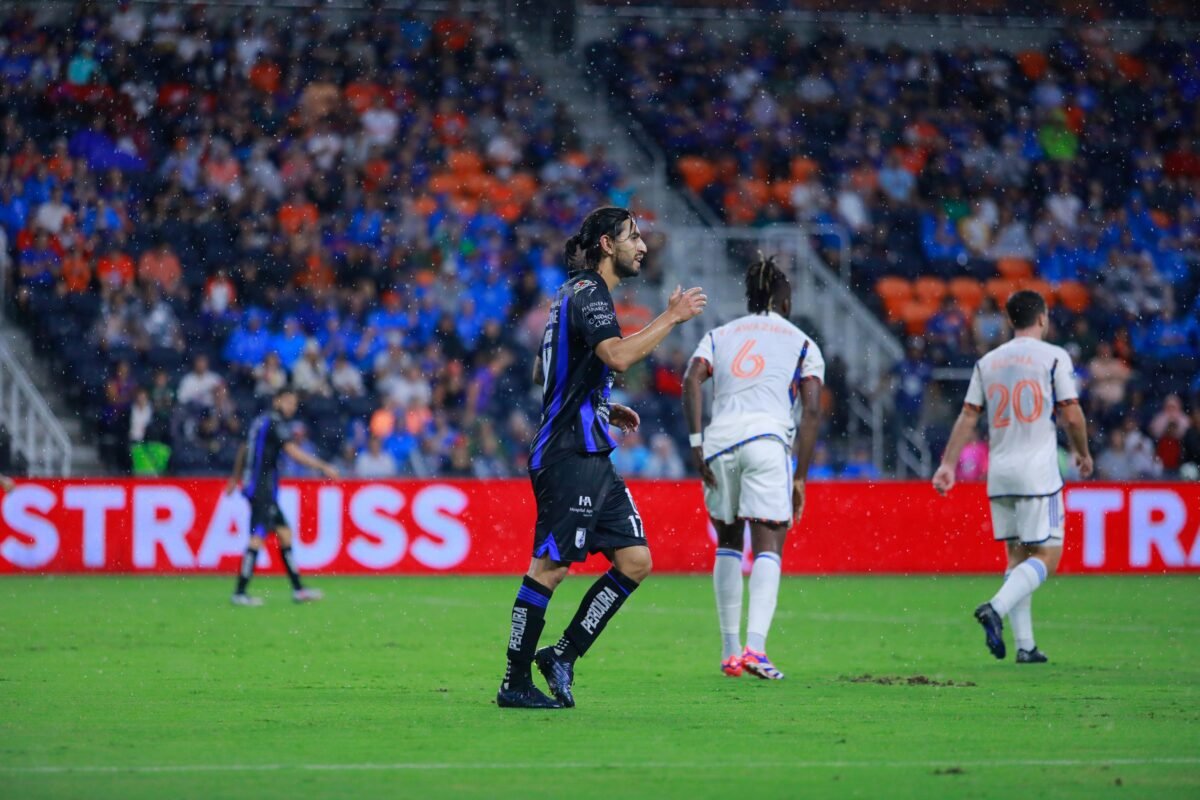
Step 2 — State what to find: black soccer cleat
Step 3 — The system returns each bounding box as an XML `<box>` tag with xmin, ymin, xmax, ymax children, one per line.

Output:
<box><xmin>496</xmin><ymin>683</ymin><xmax>563</xmax><ymax>709</ymax></box>
<box><xmin>974</xmin><ymin>602</ymin><xmax>1007</xmax><ymax>660</ymax></box>
<box><xmin>535</xmin><ymin>647</ymin><xmax>576</xmax><ymax>708</ymax></box>
<box><xmin>1016</xmin><ymin>647</ymin><xmax>1049</xmax><ymax>664</ymax></box>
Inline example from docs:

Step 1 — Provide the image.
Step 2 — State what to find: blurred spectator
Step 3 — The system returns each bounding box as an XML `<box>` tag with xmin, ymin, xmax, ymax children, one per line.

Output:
<box><xmin>808</xmin><ymin>444</ymin><xmax>835</xmax><ymax>480</ymax></box>
<box><xmin>1086</xmin><ymin>342</ymin><xmax>1132</xmax><ymax>416</ymax></box>
<box><xmin>330</xmin><ymin>354</ymin><xmax>366</xmax><ymax>398</ymax></box>
<box><xmin>611</xmin><ymin>430</ymin><xmax>650</xmax><ymax>476</ymax></box>
<box><xmin>253</xmin><ymin>352</ymin><xmax>288</xmax><ymax>398</ymax></box>
<box><xmin>841</xmin><ymin>443</ymin><xmax>881</xmax><ymax>480</ymax></box>
<box><xmin>1149</xmin><ymin>394</ymin><xmax>1191</xmax><ymax>440</ymax></box>
<box><xmin>292</xmin><ymin>339</ymin><xmax>332</xmax><ymax>397</ymax></box>
<box><xmin>956</xmin><ymin>429</ymin><xmax>989</xmax><ymax>482</ymax></box>
<box><xmin>177</xmin><ymin>355</ymin><xmax>223</xmax><ymax>408</ymax></box>
<box><xmin>355</xmin><ymin>437</ymin><xmax>398</xmax><ymax>479</ymax></box>
<box><xmin>644</xmin><ymin>433</ymin><xmax>685</xmax><ymax>479</ymax></box>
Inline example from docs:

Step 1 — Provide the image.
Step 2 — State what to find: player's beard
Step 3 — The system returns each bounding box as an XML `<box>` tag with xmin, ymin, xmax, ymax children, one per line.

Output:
<box><xmin>614</xmin><ymin>251</ymin><xmax>641</xmax><ymax>279</ymax></box>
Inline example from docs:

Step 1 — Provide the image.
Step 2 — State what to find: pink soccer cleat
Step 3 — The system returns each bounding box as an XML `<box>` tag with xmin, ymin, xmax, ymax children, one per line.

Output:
<box><xmin>292</xmin><ymin>588</ymin><xmax>324</xmax><ymax>603</ymax></box>
<box><xmin>721</xmin><ymin>655</ymin><xmax>744</xmax><ymax>677</ymax></box>
<box><xmin>741</xmin><ymin>647</ymin><xmax>785</xmax><ymax>680</ymax></box>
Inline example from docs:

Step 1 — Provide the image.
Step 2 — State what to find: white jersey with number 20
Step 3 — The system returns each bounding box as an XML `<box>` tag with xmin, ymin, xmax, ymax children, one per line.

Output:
<box><xmin>965</xmin><ymin>336</ymin><xmax>1079</xmax><ymax>498</ymax></box>
<box><xmin>690</xmin><ymin>311</ymin><xmax>825</xmax><ymax>459</ymax></box>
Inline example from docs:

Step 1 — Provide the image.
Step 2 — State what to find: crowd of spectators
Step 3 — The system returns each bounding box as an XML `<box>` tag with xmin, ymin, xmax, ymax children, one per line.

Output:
<box><xmin>0</xmin><ymin>3</ymin><xmax>691</xmax><ymax>478</ymax></box>
<box><xmin>590</xmin><ymin>17</ymin><xmax>1200</xmax><ymax>479</ymax></box>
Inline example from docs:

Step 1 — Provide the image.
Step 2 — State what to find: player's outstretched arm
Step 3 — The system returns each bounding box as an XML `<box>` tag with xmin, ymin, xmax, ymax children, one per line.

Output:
<box><xmin>682</xmin><ymin>356</ymin><xmax>716</xmax><ymax>487</ymax></box>
<box><xmin>283</xmin><ymin>442</ymin><xmax>340</xmax><ymax>479</ymax></box>
<box><xmin>1059</xmin><ymin>402</ymin><xmax>1094</xmax><ymax>478</ymax></box>
<box><xmin>594</xmin><ymin>286</ymin><xmax>706</xmax><ymax>373</ymax></box>
<box><xmin>932</xmin><ymin>405</ymin><xmax>981</xmax><ymax>496</ymax></box>
<box><xmin>792</xmin><ymin>378</ymin><xmax>823</xmax><ymax>521</ymax></box>
<box><xmin>224</xmin><ymin>445</ymin><xmax>247</xmax><ymax>496</ymax></box>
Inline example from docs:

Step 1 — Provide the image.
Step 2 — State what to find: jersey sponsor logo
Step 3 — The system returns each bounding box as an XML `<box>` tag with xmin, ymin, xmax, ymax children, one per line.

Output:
<box><xmin>583</xmin><ymin>300</ymin><xmax>616</xmax><ymax>327</ymax></box>
<box><xmin>572</xmin><ymin>279</ymin><xmax>597</xmax><ymax>295</ymax></box>
<box><xmin>575</xmin><ymin>527</ymin><xmax>587</xmax><ymax>548</ymax></box>
<box><xmin>580</xmin><ymin>586</ymin><xmax>620</xmax><ymax>633</ymax></box>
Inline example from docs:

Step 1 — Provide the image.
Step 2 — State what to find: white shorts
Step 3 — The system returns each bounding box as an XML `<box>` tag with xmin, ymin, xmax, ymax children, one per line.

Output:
<box><xmin>989</xmin><ymin>491</ymin><xmax>1065</xmax><ymax>546</ymax></box>
<box><xmin>703</xmin><ymin>436</ymin><xmax>792</xmax><ymax>525</ymax></box>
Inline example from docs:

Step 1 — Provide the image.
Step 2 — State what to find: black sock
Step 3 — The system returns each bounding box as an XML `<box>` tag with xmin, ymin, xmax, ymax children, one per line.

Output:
<box><xmin>554</xmin><ymin>569</ymin><xmax>639</xmax><ymax>662</ymax></box>
<box><xmin>502</xmin><ymin>576</ymin><xmax>552</xmax><ymax>690</ymax></box>
<box><xmin>235</xmin><ymin>547</ymin><xmax>258</xmax><ymax>595</ymax></box>
<box><xmin>279</xmin><ymin>545</ymin><xmax>303</xmax><ymax>591</ymax></box>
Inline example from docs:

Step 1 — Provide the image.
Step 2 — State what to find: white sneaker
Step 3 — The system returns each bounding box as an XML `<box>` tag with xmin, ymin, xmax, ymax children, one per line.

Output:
<box><xmin>231</xmin><ymin>593</ymin><xmax>263</xmax><ymax>607</ymax></box>
<box><xmin>292</xmin><ymin>588</ymin><xmax>324</xmax><ymax>603</ymax></box>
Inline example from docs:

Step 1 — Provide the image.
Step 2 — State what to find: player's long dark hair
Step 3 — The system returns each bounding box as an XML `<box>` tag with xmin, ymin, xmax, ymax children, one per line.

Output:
<box><xmin>563</xmin><ymin>207</ymin><xmax>633</xmax><ymax>271</ymax></box>
<box><xmin>746</xmin><ymin>252</ymin><xmax>790</xmax><ymax>314</ymax></box>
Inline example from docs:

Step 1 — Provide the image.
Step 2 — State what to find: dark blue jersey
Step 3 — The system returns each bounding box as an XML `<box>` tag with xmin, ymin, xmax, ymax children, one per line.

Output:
<box><xmin>529</xmin><ymin>271</ymin><xmax>623</xmax><ymax>470</ymax></box>
<box><xmin>242</xmin><ymin>411</ymin><xmax>287</xmax><ymax>501</ymax></box>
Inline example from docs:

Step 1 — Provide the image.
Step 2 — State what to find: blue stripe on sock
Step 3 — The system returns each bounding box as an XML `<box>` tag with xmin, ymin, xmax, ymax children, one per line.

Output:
<box><xmin>715</xmin><ymin>548</ymin><xmax>742</xmax><ymax>559</ymax></box>
<box><xmin>1025</xmin><ymin>558</ymin><xmax>1047</xmax><ymax>584</ymax></box>
<box><xmin>754</xmin><ymin>552</ymin><xmax>782</xmax><ymax>564</ymax></box>
<box><xmin>516</xmin><ymin>585</ymin><xmax>550</xmax><ymax>609</ymax></box>
<box><xmin>604</xmin><ymin>571</ymin><xmax>632</xmax><ymax>597</ymax></box>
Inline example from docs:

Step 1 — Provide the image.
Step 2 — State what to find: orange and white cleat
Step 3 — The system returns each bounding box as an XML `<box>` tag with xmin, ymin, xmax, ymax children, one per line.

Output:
<box><xmin>741</xmin><ymin>647</ymin><xmax>784</xmax><ymax>680</ymax></box>
<box><xmin>720</xmin><ymin>654</ymin><xmax>744</xmax><ymax>677</ymax></box>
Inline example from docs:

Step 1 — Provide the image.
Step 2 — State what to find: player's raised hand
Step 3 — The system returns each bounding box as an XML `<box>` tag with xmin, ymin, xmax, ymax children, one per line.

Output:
<box><xmin>1075</xmin><ymin>452</ymin><xmax>1094</xmax><ymax>479</ymax></box>
<box><xmin>609</xmin><ymin>403</ymin><xmax>640</xmax><ymax>433</ymax></box>
<box><xmin>931</xmin><ymin>464</ymin><xmax>956</xmax><ymax>496</ymax></box>
<box><xmin>322</xmin><ymin>464</ymin><xmax>341</xmax><ymax>480</ymax></box>
<box><xmin>667</xmin><ymin>285</ymin><xmax>707</xmax><ymax>323</ymax></box>
<box><xmin>791</xmin><ymin>477</ymin><xmax>806</xmax><ymax>523</ymax></box>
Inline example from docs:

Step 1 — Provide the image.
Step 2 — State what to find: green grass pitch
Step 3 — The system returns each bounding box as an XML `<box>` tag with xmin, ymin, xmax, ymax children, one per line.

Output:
<box><xmin>1</xmin><ymin>574</ymin><xmax>1198</xmax><ymax>799</ymax></box>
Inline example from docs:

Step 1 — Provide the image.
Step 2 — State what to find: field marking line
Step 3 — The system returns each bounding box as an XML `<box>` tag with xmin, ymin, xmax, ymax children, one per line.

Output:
<box><xmin>4</xmin><ymin>757</ymin><xmax>1199</xmax><ymax>776</ymax></box>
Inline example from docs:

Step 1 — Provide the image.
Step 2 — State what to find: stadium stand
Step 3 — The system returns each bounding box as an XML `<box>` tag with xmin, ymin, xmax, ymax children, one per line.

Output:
<box><xmin>0</xmin><ymin>4</ymin><xmax>689</xmax><ymax>478</ymax></box>
<box><xmin>587</xmin><ymin>16</ymin><xmax>1200</xmax><ymax>476</ymax></box>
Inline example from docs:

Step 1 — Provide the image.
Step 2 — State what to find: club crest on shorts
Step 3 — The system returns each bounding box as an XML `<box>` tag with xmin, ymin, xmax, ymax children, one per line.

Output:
<box><xmin>575</xmin><ymin>528</ymin><xmax>587</xmax><ymax>548</ymax></box>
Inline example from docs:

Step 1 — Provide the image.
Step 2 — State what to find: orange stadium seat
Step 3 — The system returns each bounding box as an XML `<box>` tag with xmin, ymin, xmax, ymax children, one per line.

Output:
<box><xmin>771</xmin><ymin>181</ymin><xmax>796</xmax><ymax>207</ymax></box>
<box><xmin>996</xmin><ymin>258</ymin><xmax>1034</xmax><ymax>280</ymax></box>
<box><xmin>508</xmin><ymin>172</ymin><xmax>538</xmax><ymax>204</ymax></box>
<box><xmin>986</xmin><ymin>277</ymin><xmax>1018</xmax><ymax>306</ymax></box>
<box><xmin>899</xmin><ymin>299</ymin><xmax>937</xmax><ymax>336</ymax></box>
<box><xmin>1056</xmin><ymin>281</ymin><xmax>1091</xmax><ymax>314</ymax></box>
<box><xmin>1115</xmin><ymin>53</ymin><xmax>1148</xmax><ymax>81</ymax></box>
<box><xmin>914</xmin><ymin>276</ymin><xmax>947</xmax><ymax>305</ymax></box>
<box><xmin>790</xmin><ymin>157</ymin><xmax>817</xmax><ymax>182</ymax></box>
<box><xmin>949</xmin><ymin>277</ymin><xmax>985</xmax><ymax>316</ymax></box>
<box><xmin>876</xmin><ymin>277</ymin><xmax>912</xmax><ymax>319</ymax></box>
<box><xmin>1020</xmin><ymin>277</ymin><xmax>1055</xmax><ymax>307</ymax></box>
<box><xmin>677</xmin><ymin>156</ymin><xmax>716</xmax><ymax>194</ymax></box>
<box><xmin>427</xmin><ymin>172</ymin><xmax>460</xmax><ymax>195</ymax></box>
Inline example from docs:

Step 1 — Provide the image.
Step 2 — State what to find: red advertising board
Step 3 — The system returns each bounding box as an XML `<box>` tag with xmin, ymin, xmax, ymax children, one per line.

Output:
<box><xmin>1</xmin><ymin>479</ymin><xmax>1197</xmax><ymax>575</ymax></box>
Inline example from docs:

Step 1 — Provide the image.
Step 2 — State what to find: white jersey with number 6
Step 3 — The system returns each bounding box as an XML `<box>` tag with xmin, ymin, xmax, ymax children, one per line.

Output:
<box><xmin>964</xmin><ymin>336</ymin><xmax>1079</xmax><ymax>498</ymax></box>
<box><xmin>690</xmin><ymin>311</ymin><xmax>825</xmax><ymax>459</ymax></box>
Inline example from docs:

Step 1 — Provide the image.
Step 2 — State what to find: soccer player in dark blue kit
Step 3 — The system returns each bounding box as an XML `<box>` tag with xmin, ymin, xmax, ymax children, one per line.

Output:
<box><xmin>225</xmin><ymin>388</ymin><xmax>339</xmax><ymax>606</ymax></box>
<box><xmin>497</xmin><ymin>207</ymin><xmax>708</xmax><ymax>709</ymax></box>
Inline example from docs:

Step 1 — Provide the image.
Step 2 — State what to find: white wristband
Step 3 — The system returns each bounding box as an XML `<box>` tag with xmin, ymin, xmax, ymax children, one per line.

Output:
<box><xmin>688</xmin><ymin>433</ymin><xmax>703</xmax><ymax>448</ymax></box>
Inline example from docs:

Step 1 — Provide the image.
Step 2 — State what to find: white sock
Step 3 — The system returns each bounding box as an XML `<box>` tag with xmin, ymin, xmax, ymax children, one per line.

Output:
<box><xmin>746</xmin><ymin>552</ymin><xmax>782</xmax><ymax>653</ymax></box>
<box><xmin>1010</xmin><ymin>593</ymin><xmax>1035</xmax><ymax>652</ymax></box>
<box><xmin>989</xmin><ymin>558</ymin><xmax>1046</xmax><ymax>617</ymax></box>
<box><xmin>713</xmin><ymin>548</ymin><xmax>743</xmax><ymax>660</ymax></box>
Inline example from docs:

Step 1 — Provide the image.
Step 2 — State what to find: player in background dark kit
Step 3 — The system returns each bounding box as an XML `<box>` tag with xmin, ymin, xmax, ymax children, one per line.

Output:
<box><xmin>225</xmin><ymin>388</ymin><xmax>339</xmax><ymax>606</ymax></box>
<box><xmin>497</xmin><ymin>206</ymin><xmax>708</xmax><ymax>709</ymax></box>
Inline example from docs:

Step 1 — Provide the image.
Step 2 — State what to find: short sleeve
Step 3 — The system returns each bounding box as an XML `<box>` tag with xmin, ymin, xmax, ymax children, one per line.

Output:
<box><xmin>1053</xmin><ymin>350</ymin><xmax>1080</xmax><ymax>404</ymax></box>
<box><xmin>570</xmin><ymin>278</ymin><xmax>622</xmax><ymax>349</ymax></box>
<box><xmin>800</xmin><ymin>339</ymin><xmax>825</xmax><ymax>383</ymax></box>
<box><xmin>691</xmin><ymin>331</ymin><xmax>715</xmax><ymax>372</ymax></box>
<box><xmin>964</xmin><ymin>363</ymin><xmax>984</xmax><ymax>410</ymax></box>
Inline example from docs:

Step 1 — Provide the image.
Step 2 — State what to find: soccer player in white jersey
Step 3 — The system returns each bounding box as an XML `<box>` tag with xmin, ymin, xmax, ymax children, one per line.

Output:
<box><xmin>683</xmin><ymin>254</ymin><xmax>825</xmax><ymax>680</ymax></box>
<box><xmin>933</xmin><ymin>290</ymin><xmax>1093</xmax><ymax>663</ymax></box>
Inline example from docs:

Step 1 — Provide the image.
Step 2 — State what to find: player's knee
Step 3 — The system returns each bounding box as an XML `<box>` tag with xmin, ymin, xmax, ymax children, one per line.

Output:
<box><xmin>618</xmin><ymin>548</ymin><xmax>652</xmax><ymax>582</ymax></box>
<box><xmin>527</xmin><ymin>561</ymin><xmax>569</xmax><ymax>590</ymax></box>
